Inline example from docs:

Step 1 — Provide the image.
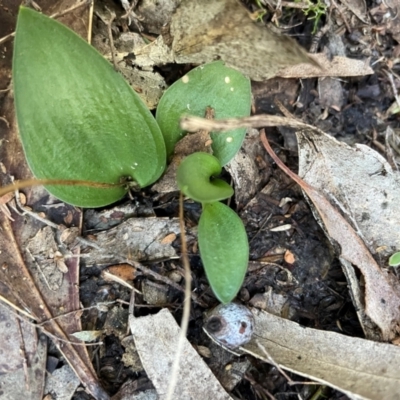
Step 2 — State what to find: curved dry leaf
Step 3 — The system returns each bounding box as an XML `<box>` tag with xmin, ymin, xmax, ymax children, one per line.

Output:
<box><xmin>242</xmin><ymin>309</ymin><xmax>400</xmax><ymax>400</ymax></box>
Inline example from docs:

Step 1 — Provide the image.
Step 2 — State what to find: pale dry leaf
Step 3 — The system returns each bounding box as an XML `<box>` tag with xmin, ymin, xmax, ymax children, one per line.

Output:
<box><xmin>81</xmin><ymin>217</ymin><xmax>180</xmax><ymax>265</ymax></box>
<box><xmin>242</xmin><ymin>309</ymin><xmax>400</xmax><ymax>400</ymax></box>
<box><xmin>130</xmin><ymin>308</ymin><xmax>232</xmax><ymax>400</ymax></box>
<box><xmin>134</xmin><ymin>0</ymin><xmax>317</xmax><ymax>81</ymax></box>
<box><xmin>170</xmin><ymin>0</ymin><xmax>317</xmax><ymax>81</ymax></box>
<box><xmin>276</xmin><ymin>54</ymin><xmax>373</xmax><ymax>78</ymax></box>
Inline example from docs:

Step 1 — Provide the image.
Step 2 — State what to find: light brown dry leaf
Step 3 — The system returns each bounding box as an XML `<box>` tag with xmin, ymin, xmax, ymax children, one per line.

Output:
<box><xmin>130</xmin><ymin>308</ymin><xmax>232</xmax><ymax>400</ymax></box>
<box><xmin>242</xmin><ymin>309</ymin><xmax>400</xmax><ymax>400</ymax></box>
<box><xmin>276</xmin><ymin>54</ymin><xmax>373</xmax><ymax>78</ymax></box>
<box><xmin>133</xmin><ymin>0</ymin><xmax>317</xmax><ymax>81</ymax></box>
<box><xmin>170</xmin><ymin>0</ymin><xmax>317</xmax><ymax>81</ymax></box>
<box><xmin>340</xmin><ymin>0</ymin><xmax>369</xmax><ymax>23</ymax></box>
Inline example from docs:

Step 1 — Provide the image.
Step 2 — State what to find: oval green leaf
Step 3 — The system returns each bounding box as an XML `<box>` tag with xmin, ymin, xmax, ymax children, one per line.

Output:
<box><xmin>389</xmin><ymin>252</ymin><xmax>400</xmax><ymax>267</ymax></box>
<box><xmin>13</xmin><ymin>7</ymin><xmax>166</xmax><ymax>207</ymax></box>
<box><xmin>156</xmin><ymin>61</ymin><xmax>251</xmax><ymax>166</ymax></box>
<box><xmin>198</xmin><ymin>202</ymin><xmax>249</xmax><ymax>304</ymax></box>
<box><xmin>176</xmin><ymin>153</ymin><xmax>233</xmax><ymax>203</ymax></box>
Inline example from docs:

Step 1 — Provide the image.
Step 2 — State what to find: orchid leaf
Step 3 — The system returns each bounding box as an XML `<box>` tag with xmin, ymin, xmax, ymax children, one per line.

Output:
<box><xmin>198</xmin><ymin>202</ymin><xmax>249</xmax><ymax>303</ymax></box>
<box><xmin>156</xmin><ymin>61</ymin><xmax>251</xmax><ymax>166</ymax></box>
<box><xmin>176</xmin><ymin>153</ymin><xmax>233</xmax><ymax>203</ymax></box>
<box><xmin>13</xmin><ymin>7</ymin><xmax>166</xmax><ymax>207</ymax></box>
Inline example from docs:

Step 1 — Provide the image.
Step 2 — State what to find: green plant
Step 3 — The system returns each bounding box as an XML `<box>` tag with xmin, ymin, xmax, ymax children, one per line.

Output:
<box><xmin>389</xmin><ymin>252</ymin><xmax>400</xmax><ymax>267</ymax></box>
<box><xmin>12</xmin><ymin>7</ymin><xmax>251</xmax><ymax>303</ymax></box>
<box><xmin>300</xmin><ymin>0</ymin><xmax>327</xmax><ymax>34</ymax></box>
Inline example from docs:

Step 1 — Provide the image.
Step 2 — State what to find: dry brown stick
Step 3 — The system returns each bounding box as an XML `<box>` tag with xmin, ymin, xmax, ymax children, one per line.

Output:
<box><xmin>166</xmin><ymin>192</ymin><xmax>193</xmax><ymax>400</ymax></box>
<box><xmin>105</xmin><ymin>9</ymin><xmax>118</xmax><ymax>69</ymax></box>
<box><xmin>180</xmin><ymin>114</ymin><xmax>316</xmax><ymax>133</ymax></box>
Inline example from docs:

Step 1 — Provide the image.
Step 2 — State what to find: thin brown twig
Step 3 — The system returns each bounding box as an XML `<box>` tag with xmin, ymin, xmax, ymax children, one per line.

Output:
<box><xmin>87</xmin><ymin>0</ymin><xmax>94</xmax><ymax>44</ymax></box>
<box><xmin>165</xmin><ymin>192</ymin><xmax>193</xmax><ymax>400</ymax></box>
<box><xmin>180</xmin><ymin>114</ymin><xmax>316</xmax><ymax>133</ymax></box>
<box><xmin>105</xmin><ymin>9</ymin><xmax>118</xmax><ymax>69</ymax></box>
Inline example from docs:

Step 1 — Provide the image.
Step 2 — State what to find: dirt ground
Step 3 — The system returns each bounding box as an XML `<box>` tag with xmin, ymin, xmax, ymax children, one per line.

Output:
<box><xmin>1</xmin><ymin>0</ymin><xmax>400</xmax><ymax>399</ymax></box>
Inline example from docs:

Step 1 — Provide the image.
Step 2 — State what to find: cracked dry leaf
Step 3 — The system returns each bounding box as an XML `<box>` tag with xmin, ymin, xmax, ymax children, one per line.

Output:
<box><xmin>81</xmin><ymin>217</ymin><xmax>181</xmax><ymax>266</ymax></box>
<box><xmin>261</xmin><ymin>129</ymin><xmax>400</xmax><ymax>341</ymax></box>
<box><xmin>134</xmin><ymin>0</ymin><xmax>317</xmax><ymax>81</ymax></box>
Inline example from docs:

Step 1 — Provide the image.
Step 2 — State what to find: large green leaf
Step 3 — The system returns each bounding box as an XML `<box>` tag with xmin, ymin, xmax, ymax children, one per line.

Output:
<box><xmin>13</xmin><ymin>7</ymin><xmax>166</xmax><ymax>207</ymax></box>
<box><xmin>156</xmin><ymin>61</ymin><xmax>251</xmax><ymax>166</ymax></box>
<box><xmin>198</xmin><ymin>202</ymin><xmax>249</xmax><ymax>303</ymax></box>
<box><xmin>176</xmin><ymin>153</ymin><xmax>233</xmax><ymax>203</ymax></box>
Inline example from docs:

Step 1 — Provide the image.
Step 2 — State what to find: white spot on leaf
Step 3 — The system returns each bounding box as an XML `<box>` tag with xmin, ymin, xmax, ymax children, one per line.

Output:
<box><xmin>225</xmin><ymin>76</ymin><xmax>230</xmax><ymax>83</ymax></box>
<box><xmin>182</xmin><ymin>75</ymin><xmax>189</xmax><ymax>83</ymax></box>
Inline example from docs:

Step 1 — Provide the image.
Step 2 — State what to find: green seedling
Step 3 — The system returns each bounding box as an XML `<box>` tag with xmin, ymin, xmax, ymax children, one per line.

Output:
<box><xmin>389</xmin><ymin>252</ymin><xmax>400</xmax><ymax>267</ymax></box>
<box><xmin>156</xmin><ymin>61</ymin><xmax>251</xmax><ymax>166</ymax></box>
<box><xmin>12</xmin><ymin>7</ymin><xmax>251</xmax><ymax>304</ymax></box>
<box><xmin>300</xmin><ymin>0</ymin><xmax>327</xmax><ymax>34</ymax></box>
<box><xmin>197</xmin><ymin>202</ymin><xmax>249</xmax><ymax>304</ymax></box>
<box><xmin>176</xmin><ymin>153</ymin><xmax>233</xmax><ymax>203</ymax></box>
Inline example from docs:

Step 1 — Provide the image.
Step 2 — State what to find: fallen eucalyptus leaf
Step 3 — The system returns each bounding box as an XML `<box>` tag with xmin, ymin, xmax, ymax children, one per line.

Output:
<box><xmin>169</xmin><ymin>0</ymin><xmax>318</xmax><ymax>81</ymax></box>
<box><xmin>198</xmin><ymin>202</ymin><xmax>249</xmax><ymax>303</ymax></box>
<box><xmin>130</xmin><ymin>308</ymin><xmax>232</xmax><ymax>399</ymax></box>
<box><xmin>13</xmin><ymin>7</ymin><xmax>166</xmax><ymax>207</ymax></box>
<box><xmin>133</xmin><ymin>0</ymin><xmax>318</xmax><ymax>81</ymax></box>
<box><xmin>241</xmin><ymin>308</ymin><xmax>400</xmax><ymax>400</ymax></box>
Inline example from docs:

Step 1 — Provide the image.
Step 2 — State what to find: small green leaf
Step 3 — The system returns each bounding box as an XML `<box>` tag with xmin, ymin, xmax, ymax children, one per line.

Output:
<box><xmin>156</xmin><ymin>61</ymin><xmax>251</xmax><ymax>165</ymax></box>
<box><xmin>389</xmin><ymin>252</ymin><xmax>400</xmax><ymax>267</ymax></box>
<box><xmin>198</xmin><ymin>202</ymin><xmax>249</xmax><ymax>303</ymax></box>
<box><xmin>13</xmin><ymin>7</ymin><xmax>166</xmax><ymax>207</ymax></box>
<box><xmin>177</xmin><ymin>153</ymin><xmax>233</xmax><ymax>203</ymax></box>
